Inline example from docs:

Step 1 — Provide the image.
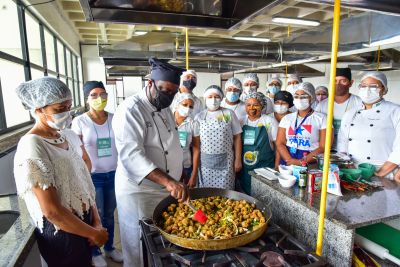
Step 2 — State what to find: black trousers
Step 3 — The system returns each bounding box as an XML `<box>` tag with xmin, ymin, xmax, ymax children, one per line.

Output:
<box><xmin>35</xmin><ymin>210</ymin><xmax>93</xmax><ymax>267</ymax></box>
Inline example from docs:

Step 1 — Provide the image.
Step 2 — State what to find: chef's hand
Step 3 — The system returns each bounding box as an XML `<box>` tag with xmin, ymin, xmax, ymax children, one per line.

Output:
<box><xmin>89</xmin><ymin>227</ymin><xmax>108</xmax><ymax>247</ymax></box>
<box><xmin>187</xmin><ymin>175</ymin><xmax>197</xmax><ymax>188</ymax></box>
<box><xmin>394</xmin><ymin>170</ymin><xmax>400</xmax><ymax>183</ymax></box>
<box><xmin>166</xmin><ymin>180</ymin><xmax>188</xmax><ymax>202</ymax></box>
<box><xmin>375</xmin><ymin>162</ymin><xmax>398</xmax><ymax>178</ymax></box>
<box><xmin>235</xmin><ymin>158</ymin><xmax>242</xmax><ymax>173</ymax></box>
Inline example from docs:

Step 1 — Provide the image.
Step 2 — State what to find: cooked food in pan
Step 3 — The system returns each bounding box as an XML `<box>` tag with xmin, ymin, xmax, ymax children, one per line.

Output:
<box><xmin>161</xmin><ymin>196</ymin><xmax>266</xmax><ymax>240</ymax></box>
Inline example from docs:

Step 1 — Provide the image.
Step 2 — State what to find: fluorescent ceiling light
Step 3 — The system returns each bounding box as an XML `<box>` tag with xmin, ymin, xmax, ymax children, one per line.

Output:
<box><xmin>364</xmin><ymin>35</ymin><xmax>400</xmax><ymax>47</ymax></box>
<box><xmin>272</xmin><ymin>16</ymin><xmax>320</xmax><ymax>27</ymax></box>
<box><xmin>134</xmin><ymin>31</ymin><xmax>148</xmax><ymax>36</ymax></box>
<box><xmin>233</xmin><ymin>36</ymin><xmax>271</xmax><ymax>42</ymax></box>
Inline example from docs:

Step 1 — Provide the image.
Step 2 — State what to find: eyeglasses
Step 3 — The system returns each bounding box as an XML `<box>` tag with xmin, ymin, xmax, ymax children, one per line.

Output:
<box><xmin>89</xmin><ymin>92</ymin><xmax>108</xmax><ymax>99</ymax></box>
<box><xmin>358</xmin><ymin>84</ymin><xmax>381</xmax><ymax>91</ymax></box>
<box><xmin>293</xmin><ymin>94</ymin><xmax>309</xmax><ymax>99</ymax></box>
<box><xmin>246</xmin><ymin>103</ymin><xmax>262</xmax><ymax>109</ymax></box>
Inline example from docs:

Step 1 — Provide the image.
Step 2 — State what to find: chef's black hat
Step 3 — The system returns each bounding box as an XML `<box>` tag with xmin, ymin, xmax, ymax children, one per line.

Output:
<box><xmin>149</xmin><ymin>57</ymin><xmax>184</xmax><ymax>86</ymax></box>
<box><xmin>274</xmin><ymin>91</ymin><xmax>294</xmax><ymax>108</ymax></box>
<box><xmin>336</xmin><ymin>67</ymin><xmax>352</xmax><ymax>81</ymax></box>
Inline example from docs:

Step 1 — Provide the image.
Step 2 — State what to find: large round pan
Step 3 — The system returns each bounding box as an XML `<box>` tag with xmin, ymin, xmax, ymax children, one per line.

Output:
<box><xmin>152</xmin><ymin>187</ymin><xmax>272</xmax><ymax>251</ymax></box>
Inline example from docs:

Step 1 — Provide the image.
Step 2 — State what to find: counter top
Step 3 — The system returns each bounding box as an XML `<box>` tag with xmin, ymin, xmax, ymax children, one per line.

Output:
<box><xmin>0</xmin><ymin>195</ymin><xmax>36</xmax><ymax>267</ymax></box>
<box><xmin>251</xmin><ymin>172</ymin><xmax>400</xmax><ymax>229</ymax></box>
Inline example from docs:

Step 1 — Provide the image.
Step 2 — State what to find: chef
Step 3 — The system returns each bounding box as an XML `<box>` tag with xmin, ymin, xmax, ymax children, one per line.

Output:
<box><xmin>315</xmin><ymin>67</ymin><xmax>363</xmax><ymax>149</ymax></box>
<box><xmin>112</xmin><ymin>57</ymin><xmax>188</xmax><ymax>267</ymax></box>
<box><xmin>338</xmin><ymin>71</ymin><xmax>400</xmax><ymax>179</ymax></box>
<box><xmin>266</xmin><ymin>76</ymin><xmax>282</xmax><ymax>101</ymax></box>
<box><xmin>170</xmin><ymin>69</ymin><xmax>203</xmax><ymax>118</ymax></box>
<box><xmin>286</xmin><ymin>74</ymin><xmax>302</xmax><ymax>96</ymax></box>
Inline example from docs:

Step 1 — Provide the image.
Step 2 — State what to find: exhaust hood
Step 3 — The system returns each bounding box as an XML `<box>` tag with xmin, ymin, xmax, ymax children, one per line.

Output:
<box><xmin>79</xmin><ymin>0</ymin><xmax>283</xmax><ymax>29</ymax></box>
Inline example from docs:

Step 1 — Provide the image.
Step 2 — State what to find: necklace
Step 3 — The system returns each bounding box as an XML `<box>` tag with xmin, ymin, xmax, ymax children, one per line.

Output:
<box><xmin>42</xmin><ymin>132</ymin><xmax>66</xmax><ymax>144</ymax></box>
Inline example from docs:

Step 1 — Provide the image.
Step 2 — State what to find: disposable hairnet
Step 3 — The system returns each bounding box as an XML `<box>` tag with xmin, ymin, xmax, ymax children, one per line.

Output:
<box><xmin>245</xmin><ymin>91</ymin><xmax>268</xmax><ymax>108</ymax></box>
<box><xmin>180</xmin><ymin>69</ymin><xmax>197</xmax><ymax>86</ymax></box>
<box><xmin>361</xmin><ymin>71</ymin><xmax>388</xmax><ymax>94</ymax></box>
<box><xmin>204</xmin><ymin>85</ymin><xmax>224</xmax><ymax>98</ymax></box>
<box><xmin>287</xmin><ymin>74</ymin><xmax>303</xmax><ymax>84</ymax></box>
<box><xmin>243</xmin><ymin>73</ymin><xmax>259</xmax><ymax>85</ymax></box>
<box><xmin>225</xmin><ymin>77</ymin><xmax>242</xmax><ymax>92</ymax></box>
<box><xmin>15</xmin><ymin>77</ymin><xmax>72</xmax><ymax>110</ymax></box>
<box><xmin>315</xmin><ymin>86</ymin><xmax>328</xmax><ymax>94</ymax></box>
<box><xmin>176</xmin><ymin>92</ymin><xmax>195</xmax><ymax>104</ymax></box>
<box><xmin>294</xmin><ymin>82</ymin><xmax>316</xmax><ymax>103</ymax></box>
<box><xmin>267</xmin><ymin>76</ymin><xmax>282</xmax><ymax>86</ymax></box>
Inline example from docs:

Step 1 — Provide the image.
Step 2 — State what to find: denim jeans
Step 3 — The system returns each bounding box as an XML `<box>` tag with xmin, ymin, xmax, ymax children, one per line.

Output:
<box><xmin>91</xmin><ymin>171</ymin><xmax>116</xmax><ymax>256</ymax></box>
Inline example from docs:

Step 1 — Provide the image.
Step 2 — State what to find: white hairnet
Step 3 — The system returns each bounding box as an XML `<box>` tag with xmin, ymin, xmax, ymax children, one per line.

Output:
<box><xmin>294</xmin><ymin>82</ymin><xmax>316</xmax><ymax>103</ymax></box>
<box><xmin>243</xmin><ymin>73</ymin><xmax>259</xmax><ymax>85</ymax></box>
<box><xmin>15</xmin><ymin>77</ymin><xmax>72</xmax><ymax>110</ymax></box>
<box><xmin>180</xmin><ymin>69</ymin><xmax>197</xmax><ymax>81</ymax></box>
<box><xmin>176</xmin><ymin>92</ymin><xmax>195</xmax><ymax>104</ymax></box>
<box><xmin>287</xmin><ymin>74</ymin><xmax>303</xmax><ymax>84</ymax></box>
<box><xmin>361</xmin><ymin>71</ymin><xmax>388</xmax><ymax>94</ymax></box>
<box><xmin>225</xmin><ymin>77</ymin><xmax>242</xmax><ymax>92</ymax></box>
<box><xmin>267</xmin><ymin>76</ymin><xmax>282</xmax><ymax>86</ymax></box>
<box><xmin>245</xmin><ymin>91</ymin><xmax>268</xmax><ymax>108</ymax></box>
<box><xmin>315</xmin><ymin>86</ymin><xmax>328</xmax><ymax>94</ymax></box>
<box><xmin>204</xmin><ymin>85</ymin><xmax>224</xmax><ymax>98</ymax></box>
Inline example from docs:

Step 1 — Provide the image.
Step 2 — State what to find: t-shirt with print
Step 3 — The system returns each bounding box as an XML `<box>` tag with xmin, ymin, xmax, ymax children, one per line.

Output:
<box><xmin>279</xmin><ymin>111</ymin><xmax>327</xmax><ymax>152</ymax></box>
<box><xmin>243</xmin><ymin>114</ymin><xmax>278</xmax><ymax>142</ymax></box>
<box><xmin>193</xmin><ymin>108</ymin><xmax>242</xmax><ymax>137</ymax></box>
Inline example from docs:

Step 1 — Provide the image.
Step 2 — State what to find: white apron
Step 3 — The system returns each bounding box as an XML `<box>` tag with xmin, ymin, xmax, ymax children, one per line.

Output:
<box><xmin>198</xmin><ymin>110</ymin><xmax>235</xmax><ymax>189</ymax></box>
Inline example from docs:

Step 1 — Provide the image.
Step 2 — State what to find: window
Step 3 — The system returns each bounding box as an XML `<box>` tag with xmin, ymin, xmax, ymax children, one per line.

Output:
<box><xmin>0</xmin><ymin>59</ymin><xmax>31</xmax><ymax>127</ymax></box>
<box><xmin>44</xmin><ymin>30</ymin><xmax>56</xmax><ymax>71</ymax></box>
<box><xmin>25</xmin><ymin>12</ymin><xmax>42</xmax><ymax>66</ymax></box>
<box><xmin>66</xmin><ymin>49</ymin><xmax>72</xmax><ymax>79</ymax></box>
<box><xmin>31</xmin><ymin>68</ymin><xmax>44</xmax><ymax>80</ymax></box>
<box><xmin>57</xmin><ymin>41</ymin><xmax>65</xmax><ymax>75</ymax></box>
<box><xmin>0</xmin><ymin>0</ymin><xmax>22</xmax><ymax>59</ymax></box>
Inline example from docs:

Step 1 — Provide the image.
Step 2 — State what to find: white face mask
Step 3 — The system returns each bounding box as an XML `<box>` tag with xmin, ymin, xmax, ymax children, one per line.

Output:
<box><xmin>358</xmin><ymin>87</ymin><xmax>381</xmax><ymax>104</ymax></box>
<box><xmin>206</xmin><ymin>97</ymin><xmax>221</xmax><ymax>111</ymax></box>
<box><xmin>273</xmin><ymin>104</ymin><xmax>289</xmax><ymax>114</ymax></box>
<box><xmin>293</xmin><ymin>99</ymin><xmax>310</xmax><ymax>111</ymax></box>
<box><xmin>286</xmin><ymin>85</ymin><xmax>295</xmax><ymax>93</ymax></box>
<box><xmin>177</xmin><ymin>105</ymin><xmax>192</xmax><ymax>117</ymax></box>
<box><xmin>44</xmin><ymin>111</ymin><xmax>72</xmax><ymax>130</ymax></box>
<box><xmin>243</xmin><ymin>85</ymin><xmax>257</xmax><ymax>94</ymax></box>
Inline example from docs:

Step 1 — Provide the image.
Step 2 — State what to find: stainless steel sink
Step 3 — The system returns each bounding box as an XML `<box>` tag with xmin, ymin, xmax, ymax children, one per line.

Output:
<box><xmin>0</xmin><ymin>211</ymin><xmax>19</xmax><ymax>239</ymax></box>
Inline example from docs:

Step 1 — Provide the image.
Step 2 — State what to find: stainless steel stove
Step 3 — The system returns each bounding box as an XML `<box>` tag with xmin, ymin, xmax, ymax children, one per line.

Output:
<box><xmin>140</xmin><ymin>219</ymin><xmax>329</xmax><ymax>267</ymax></box>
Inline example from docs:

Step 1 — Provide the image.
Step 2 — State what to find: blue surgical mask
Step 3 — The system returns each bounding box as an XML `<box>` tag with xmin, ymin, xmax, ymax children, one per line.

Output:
<box><xmin>268</xmin><ymin>86</ymin><xmax>280</xmax><ymax>94</ymax></box>
<box><xmin>226</xmin><ymin>91</ymin><xmax>240</xmax><ymax>102</ymax></box>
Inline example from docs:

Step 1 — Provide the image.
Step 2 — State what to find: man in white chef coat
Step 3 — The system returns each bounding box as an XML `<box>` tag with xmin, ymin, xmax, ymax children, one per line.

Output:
<box><xmin>112</xmin><ymin>57</ymin><xmax>188</xmax><ymax>267</ymax></box>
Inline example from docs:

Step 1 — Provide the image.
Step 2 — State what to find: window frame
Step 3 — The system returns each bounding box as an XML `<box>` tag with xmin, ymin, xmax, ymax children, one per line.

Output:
<box><xmin>0</xmin><ymin>1</ymin><xmax>84</xmax><ymax>135</ymax></box>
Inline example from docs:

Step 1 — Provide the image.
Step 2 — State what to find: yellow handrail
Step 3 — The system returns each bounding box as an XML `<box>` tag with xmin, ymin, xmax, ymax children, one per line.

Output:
<box><xmin>185</xmin><ymin>27</ymin><xmax>189</xmax><ymax>70</ymax></box>
<box><xmin>316</xmin><ymin>0</ymin><xmax>341</xmax><ymax>256</ymax></box>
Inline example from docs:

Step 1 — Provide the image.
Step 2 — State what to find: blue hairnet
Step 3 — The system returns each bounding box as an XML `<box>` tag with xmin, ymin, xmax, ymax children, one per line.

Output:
<box><xmin>243</xmin><ymin>73</ymin><xmax>259</xmax><ymax>85</ymax></box>
<box><xmin>15</xmin><ymin>77</ymin><xmax>72</xmax><ymax>110</ymax></box>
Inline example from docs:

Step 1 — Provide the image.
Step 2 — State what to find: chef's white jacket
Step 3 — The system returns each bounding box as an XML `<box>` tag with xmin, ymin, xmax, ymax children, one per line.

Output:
<box><xmin>112</xmin><ymin>90</ymin><xmax>183</xmax><ymax>188</ymax></box>
<box><xmin>337</xmin><ymin>100</ymin><xmax>400</xmax><ymax>167</ymax></box>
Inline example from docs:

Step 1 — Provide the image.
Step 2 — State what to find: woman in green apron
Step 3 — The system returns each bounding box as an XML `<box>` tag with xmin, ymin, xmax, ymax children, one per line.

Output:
<box><xmin>239</xmin><ymin>92</ymin><xmax>278</xmax><ymax>195</ymax></box>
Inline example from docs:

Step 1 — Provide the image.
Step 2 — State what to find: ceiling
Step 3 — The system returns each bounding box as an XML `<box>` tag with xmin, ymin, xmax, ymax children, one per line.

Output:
<box><xmin>55</xmin><ymin>0</ymin><xmax>400</xmax><ymax>76</ymax></box>
<box><xmin>62</xmin><ymin>0</ymin><xmax>362</xmax><ymax>44</ymax></box>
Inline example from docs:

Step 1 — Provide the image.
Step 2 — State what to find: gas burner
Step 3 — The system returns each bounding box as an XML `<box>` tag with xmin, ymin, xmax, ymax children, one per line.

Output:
<box><xmin>140</xmin><ymin>220</ymin><xmax>329</xmax><ymax>267</ymax></box>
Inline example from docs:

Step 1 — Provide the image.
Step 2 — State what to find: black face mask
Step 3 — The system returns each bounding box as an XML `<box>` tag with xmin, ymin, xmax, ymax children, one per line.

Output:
<box><xmin>148</xmin><ymin>80</ymin><xmax>176</xmax><ymax>111</ymax></box>
<box><xmin>182</xmin><ymin>79</ymin><xmax>197</xmax><ymax>91</ymax></box>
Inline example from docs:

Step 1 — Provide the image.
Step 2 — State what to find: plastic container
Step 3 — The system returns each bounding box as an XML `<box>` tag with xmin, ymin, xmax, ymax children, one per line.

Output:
<box><xmin>341</xmin><ymin>168</ymin><xmax>362</xmax><ymax>181</ymax></box>
<box><xmin>278</xmin><ymin>174</ymin><xmax>297</xmax><ymax>188</ymax></box>
<box><xmin>278</xmin><ymin>165</ymin><xmax>293</xmax><ymax>175</ymax></box>
<box><xmin>358</xmin><ymin>163</ymin><xmax>376</xmax><ymax>181</ymax></box>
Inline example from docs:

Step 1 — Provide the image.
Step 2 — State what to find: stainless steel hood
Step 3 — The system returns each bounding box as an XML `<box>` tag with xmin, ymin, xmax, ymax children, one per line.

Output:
<box><xmin>79</xmin><ymin>0</ymin><xmax>284</xmax><ymax>29</ymax></box>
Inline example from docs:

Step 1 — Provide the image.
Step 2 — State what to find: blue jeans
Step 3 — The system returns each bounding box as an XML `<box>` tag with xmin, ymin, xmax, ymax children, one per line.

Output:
<box><xmin>91</xmin><ymin>171</ymin><xmax>116</xmax><ymax>256</ymax></box>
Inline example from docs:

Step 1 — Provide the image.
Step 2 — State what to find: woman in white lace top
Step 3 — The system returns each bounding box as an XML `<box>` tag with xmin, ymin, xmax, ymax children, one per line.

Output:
<box><xmin>13</xmin><ymin>77</ymin><xmax>108</xmax><ymax>267</ymax></box>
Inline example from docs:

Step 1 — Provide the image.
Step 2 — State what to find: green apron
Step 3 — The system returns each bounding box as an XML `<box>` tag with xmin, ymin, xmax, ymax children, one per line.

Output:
<box><xmin>239</xmin><ymin>124</ymin><xmax>275</xmax><ymax>195</ymax></box>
